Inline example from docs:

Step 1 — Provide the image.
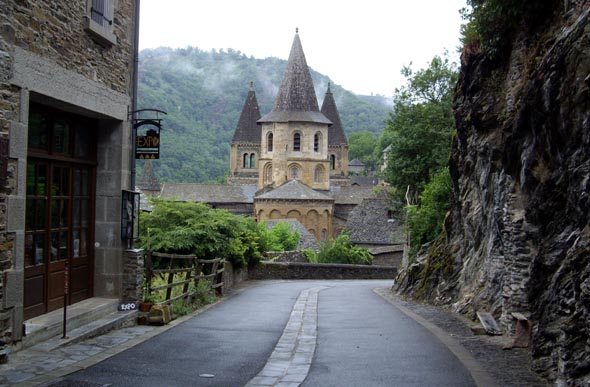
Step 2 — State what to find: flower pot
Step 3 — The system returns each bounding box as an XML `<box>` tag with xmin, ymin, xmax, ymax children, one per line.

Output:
<box><xmin>139</xmin><ymin>302</ymin><xmax>152</xmax><ymax>312</ymax></box>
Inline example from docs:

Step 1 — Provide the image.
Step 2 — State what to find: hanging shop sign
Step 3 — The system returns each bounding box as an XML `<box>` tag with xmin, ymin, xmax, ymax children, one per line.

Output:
<box><xmin>133</xmin><ymin>109</ymin><xmax>167</xmax><ymax>160</ymax></box>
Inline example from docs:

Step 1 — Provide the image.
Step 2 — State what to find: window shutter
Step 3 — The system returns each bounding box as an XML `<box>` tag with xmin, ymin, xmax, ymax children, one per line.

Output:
<box><xmin>86</xmin><ymin>0</ymin><xmax>116</xmax><ymax>46</ymax></box>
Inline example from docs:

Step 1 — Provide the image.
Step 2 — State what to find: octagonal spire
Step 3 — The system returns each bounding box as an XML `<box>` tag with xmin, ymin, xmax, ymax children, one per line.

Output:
<box><xmin>259</xmin><ymin>31</ymin><xmax>331</xmax><ymax>124</ymax></box>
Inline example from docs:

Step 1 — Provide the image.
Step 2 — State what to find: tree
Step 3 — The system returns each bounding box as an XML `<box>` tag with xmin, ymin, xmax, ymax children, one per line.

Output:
<box><xmin>348</xmin><ymin>131</ymin><xmax>377</xmax><ymax>173</ymax></box>
<box><xmin>380</xmin><ymin>55</ymin><xmax>457</xmax><ymax>202</ymax></box>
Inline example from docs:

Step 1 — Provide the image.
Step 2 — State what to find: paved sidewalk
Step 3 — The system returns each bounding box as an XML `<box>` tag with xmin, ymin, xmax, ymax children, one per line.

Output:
<box><xmin>374</xmin><ymin>288</ymin><xmax>550</xmax><ymax>387</ymax></box>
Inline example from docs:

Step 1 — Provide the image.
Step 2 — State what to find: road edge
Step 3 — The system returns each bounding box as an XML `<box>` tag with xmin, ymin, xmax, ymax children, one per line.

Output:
<box><xmin>373</xmin><ymin>287</ymin><xmax>497</xmax><ymax>387</ymax></box>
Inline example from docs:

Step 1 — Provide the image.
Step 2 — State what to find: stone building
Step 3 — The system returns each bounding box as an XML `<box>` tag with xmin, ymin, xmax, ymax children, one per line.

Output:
<box><xmin>143</xmin><ymin>31</ymin><xmax>403</xmax><ymax>255</ymax></box>
<box><xmin>0</xmin><ymin>0</ymin><xmax>138</xmax><ymax>343</ymax></box>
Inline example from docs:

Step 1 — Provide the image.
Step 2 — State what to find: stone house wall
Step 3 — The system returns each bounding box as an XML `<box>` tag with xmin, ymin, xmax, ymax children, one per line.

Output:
<box><xmin>0</xmin><ymin>0</ymin><xmax>137</xmax><ymax>343</ymax></box>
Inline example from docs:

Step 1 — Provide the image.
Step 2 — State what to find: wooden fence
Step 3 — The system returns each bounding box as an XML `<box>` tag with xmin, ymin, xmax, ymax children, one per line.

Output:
<box><xmin>144</xmin><ymin>251</ymin><xmax>225</xmax><ymax>305</ymax></box>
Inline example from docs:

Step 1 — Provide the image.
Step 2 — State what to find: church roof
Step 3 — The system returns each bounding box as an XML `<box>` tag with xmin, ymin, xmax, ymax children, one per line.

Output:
<box><xmin>258</xmin><ymin>31</ymin><xmax>331</xmax><ymax>125</ymax></box>
<box><xmin>256</xmin><ymin>180</ymin><xmax>334</xmax><ymax>201</ymax></box>
<box><xmin>232</xmin><ymin>82</ymin><xmax>261</xmax><ymax>144</ymax></box>
<box><xmin>346</xmin><ymin>198</ymin><xmax>405</xmax><ymax>245</ymax></box>
<box><xmin>160</xmin><ymin>183</ymin><xmax>256</xmax><ymax>203</ymax></box>
<box><xmin>321</xmin><ymin>83</ymin><xmax>348</xmax><ymax>145</ymax></box>
<box><xmin>329</xmin><ymin>185</ymin><xmax>374</xmax><ymax>205</ymax></box>
<box><xmin>137</xmin><ymin>159</ymin><xmax>160</xmax><ymax>191</ymax></box>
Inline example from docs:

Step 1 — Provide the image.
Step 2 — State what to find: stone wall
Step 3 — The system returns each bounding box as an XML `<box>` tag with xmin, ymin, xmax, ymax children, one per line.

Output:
<box><xmin>222</xmin><ymin>262</ymin><xmax>249</xmax><ymax>290</ymax></box>
<box><xmin>264</xmin><ymin>251</ymin><xmax>308</xmax><ymax>263</ymax></box>
<box><xmin>249</xmin><ymin>261</ymin><xmax>397</xmax><ymax>280</ymax></box>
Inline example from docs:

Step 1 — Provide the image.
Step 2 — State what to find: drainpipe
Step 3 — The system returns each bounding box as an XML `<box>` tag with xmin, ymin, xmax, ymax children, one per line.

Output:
<box><xmin>131</xmin><ymin>0</ymin><xmax>140</xmax><ymax>191</ymax></box>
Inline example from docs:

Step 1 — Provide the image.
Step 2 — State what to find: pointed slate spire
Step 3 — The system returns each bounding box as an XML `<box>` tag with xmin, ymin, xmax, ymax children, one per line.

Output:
<box><xmin>259</xmin><ymin>31</ymin><xmax>331</xmax><ymax>124</ymax></box>
<box><xmin>232</xmin><ymin>81</ymin><xmax>262</xmax><ymax>143</ymax></box>
<box><xmin>137</xmin><ymin>159</ymin><xmax>161</xmax><ymax>191</ymax></box>
<box><xmin>321</xmin><ymin>83</ymin><xmax>348</xmax><ymax>145</ymax></box>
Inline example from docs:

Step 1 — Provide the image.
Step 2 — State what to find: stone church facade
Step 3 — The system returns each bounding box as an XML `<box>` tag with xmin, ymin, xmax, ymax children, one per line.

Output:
<box><xmin>227</xmin><ymin>32</ymin><xmax>351</xmax><ymax>240</ymax></box>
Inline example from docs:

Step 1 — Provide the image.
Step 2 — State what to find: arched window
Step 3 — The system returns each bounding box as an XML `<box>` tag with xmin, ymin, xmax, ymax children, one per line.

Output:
<box><xmin>314</xmin><ymin>132</ymin><xmax>322</xmax><ymax>152</ymax></box>
<box><xmin>267</xmin><ymin>132</ymin><xmax>273</xmax><ymax>152</ymax></box>
<box><xmin>321</xmin><ymin>229</ymin><xmax>327</xmax><ymax>241</ymax></box>
<box><xmin>330</xmin><ymin>155</ymin><xmax>336</xmax><ymax>170</ymax></box>
<box><xmin>264</xmin><ymin>163</ymin><xmax>273</xmax><ymax>184</ymax></box>
<box><xmin>250</xmin><ymin>153</ymin><xmax>256</xmax><ymax>168</ymax></box>
<box><xmin>314</xmin><ymin>165</ymin><xmax>324</xmax><ymax>183</ymax></box>
<box><xmin>293</xmin><ymin>133</ymin><xmax>301</xmax><ymax>152</ymax></box>
<box><xmin>243</xmin><ymin>153</ymin><xmax>249</xmax><ymax>168</ymax></box>
<box><xmin>289</xmin><ymin>164</ymin><xmax>301</xmax><ymax>180</ymax></box>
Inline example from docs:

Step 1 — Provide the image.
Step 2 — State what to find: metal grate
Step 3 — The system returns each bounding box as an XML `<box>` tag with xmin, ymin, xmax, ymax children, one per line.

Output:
<box><xmin>38</xmin><ymin>379</ymin><xmax>111</xmax><ymax>387</ymax></box>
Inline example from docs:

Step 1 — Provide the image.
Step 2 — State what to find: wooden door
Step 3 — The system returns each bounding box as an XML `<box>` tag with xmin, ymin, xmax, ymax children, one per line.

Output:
<box><xmin>24</xmin><ymin>103</ymin><xmax>96</xmax><ymax>320</ymax></box>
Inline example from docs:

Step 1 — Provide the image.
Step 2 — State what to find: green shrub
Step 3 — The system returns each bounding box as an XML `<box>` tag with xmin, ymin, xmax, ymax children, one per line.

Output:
<box><xmin>138</xmin><ymin>198</ymin><xmax>266</xmax><ymax>268</ymax></box>
<box><xmin>306</xmin><ymin>234</ymin><xmax>373</xmax><ymax>265</ymax></box>
<box><xmin>189</xmin><ymin>280</ymin><xmax>216</xmax><ymax>306</ymax></box>
<box><xmin>266</xmin><ymin>222</ymin><xmax>300</xmax><ymax>251</ymax></box>
<box><xmin>460</xmin><ymin>0</ymin><xmax>557</xmax><ymax>60</ymax></box>
<box><xmin>407</xmin><ymin>168</ymin><xmax>452</xmax><ymax>257</ymax></box>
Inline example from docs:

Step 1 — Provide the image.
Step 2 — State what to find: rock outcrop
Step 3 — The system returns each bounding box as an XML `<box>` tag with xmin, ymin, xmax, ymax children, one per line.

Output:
<box><xmin>396</xmin><ymin>2</ymin><xmax>590</xmax><ymax>385</ymax></box>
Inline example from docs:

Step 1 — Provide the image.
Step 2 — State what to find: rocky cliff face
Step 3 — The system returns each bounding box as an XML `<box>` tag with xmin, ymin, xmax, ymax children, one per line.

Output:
<box><xmin>396</xmin><ymin>2</ymin><xmax>590</xmax><ymax>385</ymax></box>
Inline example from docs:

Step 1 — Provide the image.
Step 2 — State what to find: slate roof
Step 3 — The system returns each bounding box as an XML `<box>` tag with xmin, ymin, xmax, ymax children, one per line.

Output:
<box><xmin>258</xmin><ymin>32</ymin><xmax>331</xmax><ymax>125</ymax></box>
<box><xmin>321</xmin><ymin>83</ymin><xmax>348</xmax><ymax>146</ymax></box>
<box><xmin>350</xmin><ymin>176</ymin><xmax>379</xmax><ymax>187</ymax></box>
<box><xmin>329</xmin><ymin>185</ymin><xmax>374</xmax><ymax>205</ymax></box>
<box><xmin>345</xmin><ymin>198</ymin><xmax>405</xmax><ymax>244</ymax></box>
<box><xmin>160</xmin><ymin>183</ymin><xmax>256</xmax><ymax>203</ymax></box>
<box><xmin>256</xmin><ymin>180</ymin><xmax>333</xmax><ymax>201</ymax></box>
<box><xmin>232</xmin><ymin>81</ymin><xmax>261</xmax><ymax>144</ymax></box>
<box><xmin>137</xmin><ymin>159</ymin><xmax>160</xmax><ymax>191</ymax></box>
<box><xmin>264</xmin><ymin>219</ymin><xmax>320</xmax><ymax>250</ymax></box>
<box><xmin>349</xmin><ymin>159</ymin><xmax>365</xmax><ymax>167</ymax></box>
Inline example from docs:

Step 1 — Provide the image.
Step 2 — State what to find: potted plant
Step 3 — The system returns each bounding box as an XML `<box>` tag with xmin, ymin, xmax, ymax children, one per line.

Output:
<box><xmin>139</xmin><ymin>291</ymin><xmax>156</xmax><ymax>312</ymax></box>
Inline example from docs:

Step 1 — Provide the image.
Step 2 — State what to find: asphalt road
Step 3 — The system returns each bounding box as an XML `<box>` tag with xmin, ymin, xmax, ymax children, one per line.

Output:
<box><xmin>67</xmin><ymin>280</ymin><xmax>476</xmax><ymax>387</ymax></box>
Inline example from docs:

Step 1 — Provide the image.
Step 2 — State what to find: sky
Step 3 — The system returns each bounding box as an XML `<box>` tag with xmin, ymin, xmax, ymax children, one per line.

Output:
<box><xmin>139</xmin><ymin>0</ymin><xmax>467</xmax><ymax>97</ymax></box>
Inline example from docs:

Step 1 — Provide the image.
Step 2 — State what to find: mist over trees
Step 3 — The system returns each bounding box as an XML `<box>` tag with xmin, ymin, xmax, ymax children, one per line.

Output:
<box><xmin>137</xmin><ymin>47</ymin><xmax>391</xmax><ymax>183</ymax></box>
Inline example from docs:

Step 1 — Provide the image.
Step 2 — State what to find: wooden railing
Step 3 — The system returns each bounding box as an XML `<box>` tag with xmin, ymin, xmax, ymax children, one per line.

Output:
<box><xmin>144</xmin><ymin>251</ymin><xmax>225</xmax><ymax>305</ymax></box>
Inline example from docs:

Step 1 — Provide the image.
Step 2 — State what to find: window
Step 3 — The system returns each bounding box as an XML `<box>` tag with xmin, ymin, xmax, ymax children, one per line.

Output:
<box><xmin>264</xmin><ymin>163</ymin><xmax>273</xmax><ymax>185</ymax></box>
<box><xmin>314</xmin><ymin>165</ymin><xmax>324</xmax><ymax>183</ymax></box>
<box><xmin>330</xmin><ymin>155</ymin><xmax>336</xmax><ymax>170</ymax></box>
<box><xmin>267</xmin><ymin>132</ymin><xmax>273</xmax><ymax>152</ymax></box>
<box><xmin>243</xmin><ymin>153</ymin><xmax>249</xmax><ymax>169</ymax></box>
<box><xmin>250</xmin><ymin>153</ymin><xmax>256</xmax><ymax>168</ymax></box>
<box><xmin>314</xmin><ymin>132</ymin><xmax>321</xmax><ymax>152</ymax></box>
<box><xmin>85</xmin><ymin>0</ymin><xmax>117</xmax><ymax>46</ymax></box>
<box><xmin>293</xmin><ymin>133</ymin><xmax>301</xmax><ymax>152</ymax></box>
<box><xmin>290</xmin><ymin>165</ymin><xmax>301</xmax><ymax>180</ymax></box>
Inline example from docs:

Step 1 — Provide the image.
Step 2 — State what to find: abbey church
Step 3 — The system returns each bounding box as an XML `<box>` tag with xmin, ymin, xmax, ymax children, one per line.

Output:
<box><xmin>142</xmin><ymin>31</ymin><xmax>403</xmax><ymax>252</ymax></box>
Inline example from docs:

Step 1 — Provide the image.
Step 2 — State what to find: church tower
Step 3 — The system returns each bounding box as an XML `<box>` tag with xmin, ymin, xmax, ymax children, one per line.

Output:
<box><xmin>321</xmin><ymin>83</ymin><xmax>349</xmax><ymax>184</ymax></box>
<box><xmin>228</xmin><ymin>81</ymin><xmax>261</xmax><ymax>185</ymax></box>
<box><xmin>257</xmin><ymin>30</ymin><xmax>332</xmax><ymax>191</ymax></box>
